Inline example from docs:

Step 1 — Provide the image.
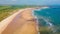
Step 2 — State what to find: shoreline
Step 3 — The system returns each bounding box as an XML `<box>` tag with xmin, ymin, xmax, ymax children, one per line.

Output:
<box><xmin>1</xmin><ymin>8</ymin><xmax>38</xmax><ymax>34</ymax></box>
<box><xmin>32</xmin><ymin>8</ymin><xmax>40</xmax><ymax>34</ymax></box>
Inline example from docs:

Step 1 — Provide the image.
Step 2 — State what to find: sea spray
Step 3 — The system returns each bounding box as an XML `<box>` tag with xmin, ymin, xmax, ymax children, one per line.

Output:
<box><xmin>32</xmin><ymin>10</ymin><xmax>40</xmax><ymax>34</ymax></box>
<box><xmin>39</xmin><ymin>16</ymin><xmax>56</xmax><ymax>33</ymax></box>
<box><xmin>33</xmin><ymin>7</ymin><xmax>60</xmax><ymax>34</ymax></box>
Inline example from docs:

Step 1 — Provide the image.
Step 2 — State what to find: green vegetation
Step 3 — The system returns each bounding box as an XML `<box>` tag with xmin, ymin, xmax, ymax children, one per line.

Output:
<box><xmin>0</xmin><ymin>6</ymin><xmax>18</xmax><ymax>21</ymax></box>
<box><xmin>0</xmin><ymin>5</ymin><xmax>39</xmax><ymax>21</ymax></box>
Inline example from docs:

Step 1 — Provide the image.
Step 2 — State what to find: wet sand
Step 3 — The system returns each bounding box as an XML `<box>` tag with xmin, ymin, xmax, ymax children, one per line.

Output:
<box><xmin>1</xmin><ymin>8</ymin><xmax>38</xmax><ymax>34</ymax></box>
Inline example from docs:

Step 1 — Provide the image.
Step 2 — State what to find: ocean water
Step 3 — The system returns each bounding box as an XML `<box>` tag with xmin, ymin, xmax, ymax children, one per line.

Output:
<box><xmin>33</xmin><ymin>7</ymin><xmax>60</xmax><ymax>34</ymax></box>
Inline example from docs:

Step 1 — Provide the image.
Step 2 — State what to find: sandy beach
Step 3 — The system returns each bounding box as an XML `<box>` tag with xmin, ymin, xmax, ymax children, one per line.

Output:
<box><xmin>0</xmin><ymin>8</ymin><xmax>38</xmax><ymax>34</ymax></box>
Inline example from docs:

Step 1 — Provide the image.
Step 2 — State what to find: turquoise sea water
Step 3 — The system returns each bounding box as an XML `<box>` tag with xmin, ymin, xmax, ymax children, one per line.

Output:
<box><xmin>33</xmin><ymin>7</ymin><xmax>60</xmax><ymax>34</ymax></box>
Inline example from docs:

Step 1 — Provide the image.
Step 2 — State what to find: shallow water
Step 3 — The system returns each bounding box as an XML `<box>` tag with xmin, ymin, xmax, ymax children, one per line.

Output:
<box><xmin>33</xmin><ymin>7</ymin><xmax>60</xmax><ymax>34</ymax></box>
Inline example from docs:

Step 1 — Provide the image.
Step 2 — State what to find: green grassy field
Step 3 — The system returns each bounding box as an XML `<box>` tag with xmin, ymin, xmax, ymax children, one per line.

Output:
<box><xmin>0</xmin><ymin>5</ymin><xmax>39</xmax><ymax>21</ymax></box>
<box><xmin>0</xmin><ymin>6</ymin><xmax>18</xmax><ymax>21</ymax></box>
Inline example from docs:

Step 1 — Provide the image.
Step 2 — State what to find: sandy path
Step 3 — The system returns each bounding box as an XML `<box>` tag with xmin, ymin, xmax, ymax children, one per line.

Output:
<box><xmin>1</xmin><ymin>8</ymin><xmax>38</xmax><ymax>34</ymax></box>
